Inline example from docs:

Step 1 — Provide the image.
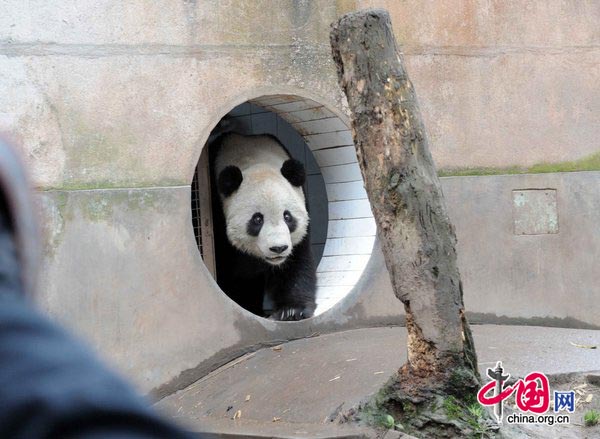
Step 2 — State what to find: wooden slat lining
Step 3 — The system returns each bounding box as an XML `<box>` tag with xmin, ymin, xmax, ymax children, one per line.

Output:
<box><xmin>328</xmin><ymin>199</ymin><xmax>373</xmax><ymax>220</ymax></box>
<box><xmin>316</xmin><ymin>270</ymin><xmax>363</xmax><ymax>287</ymax></box>
<box><xmin>292</xmin><ymin>117</ymin><xmax>349</xmax><ymax>135</ymax></box>
<box><xmin>280</xmin><ymin>107</ymin><xmax>337</xmax><ymax>124</ymax></box>
<box><xmin>317</xmin><ymin>254</ymin><xmax>371</xmax><ymax>273</ymax></box>
<box><xmin>323</xmin><ymin>237</ymin><xmax>375</xmax><ymax>256</ymax></box>
<box><xmin>327</xmin><ymin>218</ymin><xmax>377</xmax><ymax>238</ymax></box>
<box><xmin>304</xmin><ymin>131</ymin><xmax>354</xmax><ymax>150</ymax></box>
<box><xmin>249</xmin><ymin>95</ymin><xmax>300</xmax><ymax>106</ymax></box>
<box><xmin>313</xmin><ymin>146</ymin><xmax>357</xmax><ymax>167</ymax></box>
<box><xmin>266</xmin><ymin>99</ymin><xmax>321</xmax><ymax>113</ymax></box>
<box><xmin>325</xmin><ymin>181</ymin><xmax>367</xmax><ymax>201</ymax></box>
<box><xmin>321</xmin><ymin>163</ymin><xmax>363</xmax><ymax>184</ymax></box>
<box><xmin>209</xmin><ymin>97</ymin><xmax>380</xmax><ymax>312</ymax></box>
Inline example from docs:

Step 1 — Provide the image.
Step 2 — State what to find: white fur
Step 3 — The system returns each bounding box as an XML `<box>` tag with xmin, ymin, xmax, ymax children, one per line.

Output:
<box><xmin>216</xmin><ymin>134</ymin><xmax>309</xmax><ymax>265</ymax></box>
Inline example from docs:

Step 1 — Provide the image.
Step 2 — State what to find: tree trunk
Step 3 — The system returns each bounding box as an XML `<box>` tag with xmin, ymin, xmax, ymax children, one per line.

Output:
<box><xmin>330</xmin><ymin>9</ymin><xmax>481</xmax><ymax>430</ymax></box>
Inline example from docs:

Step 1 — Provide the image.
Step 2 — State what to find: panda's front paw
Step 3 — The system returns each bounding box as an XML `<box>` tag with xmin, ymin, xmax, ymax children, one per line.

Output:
<box><xmin>269</xmin><ymin>306</ymin><xmax>314</xmax><ymax>321</ymax></box>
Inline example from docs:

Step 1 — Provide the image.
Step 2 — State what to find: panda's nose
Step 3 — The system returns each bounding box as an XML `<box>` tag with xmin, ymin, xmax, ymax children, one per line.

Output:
<box><xmin>269</xmin><ymin>245</ymin><xmax>288</xmax><ymax>254</ymax></box>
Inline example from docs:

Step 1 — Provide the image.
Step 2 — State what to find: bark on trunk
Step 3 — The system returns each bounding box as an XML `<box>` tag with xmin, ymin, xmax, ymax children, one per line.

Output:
<box><xmin>330</xmin><ymin>9</ymin><xmax>479</xmax><ymax>397</ymax></box>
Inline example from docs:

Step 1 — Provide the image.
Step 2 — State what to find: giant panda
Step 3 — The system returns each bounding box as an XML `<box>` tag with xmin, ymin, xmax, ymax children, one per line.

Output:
<box><xmin>210</xmin><ymin>132</ymin><xmax>317</xmax><ymax>321</ymax></box>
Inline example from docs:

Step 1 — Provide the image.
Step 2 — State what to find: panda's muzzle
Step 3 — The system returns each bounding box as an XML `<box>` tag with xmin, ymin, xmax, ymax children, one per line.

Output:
<box><xmin>266</xmin><ymin>245</ymin><xmax>289</xmax><ymax>264</ymax></box>
<box><xmin>269</xmin><ymin>245</ymin><xmax>288</xmax><ymax>254</ymax></box>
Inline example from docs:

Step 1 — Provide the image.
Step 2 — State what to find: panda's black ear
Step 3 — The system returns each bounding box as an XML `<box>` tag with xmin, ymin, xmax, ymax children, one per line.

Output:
<box><xmin>281</xmin><ymin>159</ymin><xmax>305</xmax><ymax>187</ymax></box>
<box><xmin>218</xmin><ymin>166</ymin><xmax>243</xmax><ymax>197</ymax></box>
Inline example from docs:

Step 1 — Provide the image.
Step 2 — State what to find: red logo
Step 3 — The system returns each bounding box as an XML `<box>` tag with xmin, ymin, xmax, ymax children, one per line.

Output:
<box><xmin>478</xmin><ymin>371</ymin><xmax>550</xmax><ymax>413</ymax></box>
<box><xmin>477</xmin><ymin>362</ymin><xmax>550</xmax><ymax>423</ymax></box>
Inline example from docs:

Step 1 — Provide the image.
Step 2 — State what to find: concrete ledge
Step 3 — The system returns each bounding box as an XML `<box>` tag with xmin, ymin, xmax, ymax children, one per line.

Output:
<box><xmin>156</xmin><ymin>325</ymin><xmax>600</xmax><ymax>435</ymax></box>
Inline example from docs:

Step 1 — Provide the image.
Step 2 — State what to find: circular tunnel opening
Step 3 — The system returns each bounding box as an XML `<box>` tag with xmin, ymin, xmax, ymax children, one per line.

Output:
<box><xmin>191</xmin><ymin>95</ymin><xmax>376</xmax><ymax>318</ymax></box>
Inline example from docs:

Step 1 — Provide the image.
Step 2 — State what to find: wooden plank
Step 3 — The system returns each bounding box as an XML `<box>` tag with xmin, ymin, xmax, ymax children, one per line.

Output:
<box><xmin>313</xmin><ymin>146</ymin><xmax>357</xmax><ymax>167</ymax></box>
<box><xmin>267</xmin><ymin>99</ymin><xmax>321</xmax><ymax>113</ymax></box>
<box><xmin>250</xmin><ymin>95</ymin><xmax>299</xmax><ymax>106</ymax></box>
<box><xmin>304</xmin><ymin>131</ymin><xmax>353</xmax><ymax>150</ymax></box>
<box><xmin>316</xmin><ymin>270</ymin><xmax>363</xmax><ymax>287</ymax></box>
<box><xmin>250</xmin><ymin>112</ymin><xmax>276</xmax><ymax>134</ymax></box>
<box><xmin>325</xmin><ymin>181</ymin><xmax>367</xmax><ymax>201</ymax></box>
<box><xmin>323</xmin><ymin>237</ymin><xmax>375</xmax><ymax>256</ymax></box>
<box><xmin>228</xmin><ymin>103</ymin><xmax>251</xmax><ymax>116</ymax></box>
<box><xmin>317</xmin><ymin>254</ymin><xmax>371</xmax><ymax>273</ymax></box>
<box><xmin>328</xmin><ymin>199</ymin><xmax>373</xmax><ymax>220</ymax></box>
<box><xmin>282</xmin><ymin>107</ymin><xmax>337</xmax><ymax>123</ymax></box>
<box><xmin>197</xmin><ymin>151</ymin><xmax>216</xmax><ymax>277</ymax></box>
<box><xmin>248</xmin><ymin>103</ymin><xmax>269</xmax><ymax>114</ymax></box>
<box><xmin>327</xmin><ymin>218</ymin><xmax>377</xmax><ymax>238</ymax></box>
<box><xmin>321</xmin><ymin>163</ymin><xmax>363</xmax><ymax>184</ymax></box>
<box><xmin>292</xmin><ymin>117</ymin><xmax>348</xmax><ymax>135</ymax></box>
<box><xmin>228</xmin><ymin>115</ymin><xmax>253</xmax><ymax>134</ymax></box>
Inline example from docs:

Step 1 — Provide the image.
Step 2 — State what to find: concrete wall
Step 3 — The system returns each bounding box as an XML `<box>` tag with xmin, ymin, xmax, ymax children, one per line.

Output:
<box><xmin>2</xmin><ymin>1</ymin><xmax>599</xmax><ymax>395</ymax></box>
<box><xmin>443</xmin><ymin>172</ymin><xmax>600</xmax><ymax>329</ymax></box>
<box><xmin>351</xmin><ymin>0</ymin><xmax>600</xmax><ymax>170</ymax></box>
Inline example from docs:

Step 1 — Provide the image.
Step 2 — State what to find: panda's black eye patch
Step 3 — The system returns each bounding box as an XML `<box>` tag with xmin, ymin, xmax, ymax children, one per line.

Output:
<box><xmin>247</xmin><ymin>213</ymin><xmax>264</xmax><ymax>237</ymax></box>
<box><xmin>283</xmin><ymin>210</ymin><xmax>297</xmax><ymax>233</ymax></box>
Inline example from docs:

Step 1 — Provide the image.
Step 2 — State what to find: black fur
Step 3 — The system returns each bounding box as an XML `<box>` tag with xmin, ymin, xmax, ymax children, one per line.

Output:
<box><xmin>281</xmin><ymin>159</ymin><xmax>306</xmax><ymax>187</ymax></box>
<box><xmin>264</xmin><ymin>233</ymin><xmax>317</xmax><ymax>320</ymax></box>
<box><xmin>214</xmin><ymin>231</ymin><xmax>317</xmax><ymax>321</ymax></box>
<box><xmin>246</xmin><ymin>213</ymin><xmax>263</xmax><ymax>237</ymax></box>
<box><xmin>218</xmin><ymin>166</ymin><xmax>243</xmax><ymax>197</ymax></box>
<box><xmin>283</xmin><ymin>210</ymin><xmax>297</xmax><ymax>233</ymax></box>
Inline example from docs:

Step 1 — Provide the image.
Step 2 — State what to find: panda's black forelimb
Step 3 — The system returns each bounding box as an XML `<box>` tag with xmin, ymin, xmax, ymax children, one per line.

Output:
<box><xmin>265</xmin><ymin>234</ymin><xmax>317</xmax><ymax>321</ymax></box>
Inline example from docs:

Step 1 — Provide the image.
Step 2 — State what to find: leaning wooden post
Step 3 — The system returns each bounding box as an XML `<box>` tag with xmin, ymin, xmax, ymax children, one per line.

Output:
<box><xmin>330</xmin><ymin>9</ymin><xmax>479</xmax><ymax>405</ymax></box>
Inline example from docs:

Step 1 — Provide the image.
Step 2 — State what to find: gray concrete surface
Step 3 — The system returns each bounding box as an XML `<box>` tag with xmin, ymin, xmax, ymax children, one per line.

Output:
<box><xmin>443</xmin><ymin>171</ymin><xmax>600</xmax><ymax>329</ymax></box>
<box><xmin>3</xmin><ymin>1</ymin><xmax>598</xmax><ymax>181</ymax></box>
<box><xmin>2</xmin><ymin>0</ymin><xmax>599</xmax><ymax>398</ymax></box>
<box><xmin>156</xmin><ymin>325</ymin><xmax>600</xmax><ymax>435</ymax></box>
<box><xmin>32</xmin><ymin>170</ymin><xmax>600</xmax><ymax>399</ymax></box>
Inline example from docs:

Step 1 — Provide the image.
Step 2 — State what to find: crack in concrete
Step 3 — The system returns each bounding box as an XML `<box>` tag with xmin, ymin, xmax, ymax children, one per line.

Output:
<box><xmin>1</xmin><ymin>41</ymin><xmax>599</xmax><ymax>58</ymax></box>
<box><xmin>39</xmin><ymin>185</ymin><xmax>190</xmax><ymax>193</ymax></box>
<box><xmin>402</xmin><ymin>44</ymin><xmax>600</xmax><ymax>58</ymax></box>
<box><xmin>0</xmin><ymin>42</ymin><xmax>332</xmax><ymax>58</ymax></box>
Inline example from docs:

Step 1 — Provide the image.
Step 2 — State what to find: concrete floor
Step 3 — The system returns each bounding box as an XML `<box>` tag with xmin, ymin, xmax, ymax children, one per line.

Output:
<box><xmin>156</xmin><ymin>325</ymin><xmax>600</xmax><ymax>437</ymax></box>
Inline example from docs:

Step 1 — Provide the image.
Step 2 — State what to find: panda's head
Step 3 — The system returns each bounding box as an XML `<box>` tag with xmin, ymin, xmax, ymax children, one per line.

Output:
<box><xmin>217</xmin><ymin>158</ymin><xmax>309</xmax><ymax>266</ymax></box>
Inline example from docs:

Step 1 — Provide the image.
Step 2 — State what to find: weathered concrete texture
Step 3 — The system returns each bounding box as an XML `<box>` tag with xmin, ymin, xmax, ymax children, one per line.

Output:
<box><xmin>37</xmin><ymin>187</ymin><xmax>241</xmax><ymax>390</ymax></box>
<box><xmin>3</xmin><ymin>0</ymin><xmax>598</xmax><ymax>189</ymax></box>
<box><xmin>442</xmin><ymin>171</ymin><xmax>600</xmax><ymax>327</ymax></box>
<box><xmin>156</xmin><ymin>325</ymin><xmax>600</xmax><ymax>432</ymax></box>
<box><xmin>349</xmin><ymin>0</ymin><xmax>600</xmax><ymax>169</ymax></box>
<box><xmin>34</xmin><ymin>171</ymin><xmax>600</xmax><ymax>396</ymax></box>
<box><xmin>0</xmin><ymin>1</ymin><xmax>348</xmax><ymax>191</ymax></box>
<box><xmin>35</xmin><ymin>186</ymin><xmax>403</xmax><ymax>394</ymax></box>
<box><xmin>0</xmin><ymin>52</ymin><xmax>342</xmax><ymax>190</ymax></box>
<box><xmin>359</xmin><ymin>0</ymin><xmax>599</xmax><ymax>48</ymax></box>
<box><xmin>1</xmin><ymin>0</ymin><xmax>338</xmax><ymax>46</ymax></box>
<box><xmin>405</xmin><ymin>50</ymin><xmax>600</xmax><ymax>169</ymax></box>
<box><xmin>3</xmin><ymin>0</ymin><xmax>599</xmax><ymax>400</ymax></box>
<box><xmin>176</xmin><ymin>419</ymin><xmax>378</xmax><ymax>439</ymax></box>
